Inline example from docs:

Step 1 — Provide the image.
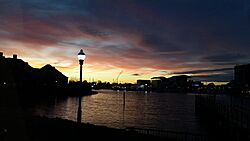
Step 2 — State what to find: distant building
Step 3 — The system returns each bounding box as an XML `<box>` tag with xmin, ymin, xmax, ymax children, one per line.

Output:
<box><xmin>0</xmin><ymin>53</ymin><xmax>34</xmax><ymax>86</ymax></box>
<box><xmin>151</xmin><ymin>79</ymin><xmax>162</xmax><ymax>89</ymax></box>
<box><xmin>137</xmin><ymin>80</ymin><xmax>151</xmax><ymax>90</ymax></box>
<box><xmin>234</xmin><ymin>64</ymin><xmax>250</xmax><ymax>87</ymax></box>
<box><xmin>0</xmin><ymin>52</ymin><xmax>3</xmax><ymax>58</ymax></box>
<box><xmin>150</xmin><ymin>75</ymin><xmax>190</xmax><ymax>92</ymax></box>
<box><xmin>38</xmin><ymin>64</ymin><xmax>68</xmax><ymax>86</ymax></box>
<box><xmin>0</xmin><ymin>53</ymin><xmax>68</xmax><ymax>87</ymax></box>
<box><xmin>151</xmin><ymin>77</ymin><xmax>167</xmax><ymax>90</ymax></box>
<box><xmin>166</xmin><ymin>75</ymin><xmax>190</xmax><ymax>89</ymax></box>
<box><xmin>168</xmin><ymin>75</ymin><xmax>189</xmax><ymax>88</ymax></box>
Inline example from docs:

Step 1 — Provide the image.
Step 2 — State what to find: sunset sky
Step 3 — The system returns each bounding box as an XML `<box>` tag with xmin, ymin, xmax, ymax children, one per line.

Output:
<box><xmin>0</xmin><ymin>0</ymin><xmax>250</xmax><ymax>83</ymax></box>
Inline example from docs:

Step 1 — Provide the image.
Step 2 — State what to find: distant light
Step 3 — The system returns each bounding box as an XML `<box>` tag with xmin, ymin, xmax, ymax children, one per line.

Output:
<box><xmin>3</xmin><ymin>82</ymin><xmax>6</xmax><ymax>85</ymax></box>
<box><xmin>193</xmin><ymin>84</ymin><xmax>199</xmax><ymax>87</ymax></box>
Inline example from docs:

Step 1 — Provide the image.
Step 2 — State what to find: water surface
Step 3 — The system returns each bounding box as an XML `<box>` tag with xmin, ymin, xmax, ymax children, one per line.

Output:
<box><xmin>30</xmin><ymin>90</ymin><xmax>206</xmax><ymax>133</ymax></box>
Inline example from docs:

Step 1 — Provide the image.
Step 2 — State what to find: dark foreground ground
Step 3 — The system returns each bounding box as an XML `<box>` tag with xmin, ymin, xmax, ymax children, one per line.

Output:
<box><xmin>1</xmin><ymin>116</ymin><xmax>172</xmax><ymax>141</ymax></box>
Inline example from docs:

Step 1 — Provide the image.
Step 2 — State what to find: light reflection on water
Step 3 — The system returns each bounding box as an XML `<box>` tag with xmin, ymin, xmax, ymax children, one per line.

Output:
<box><xmin>30</xmin><ymin>90</ymin><xmax>206</xmax><ymax>133</ymax></box>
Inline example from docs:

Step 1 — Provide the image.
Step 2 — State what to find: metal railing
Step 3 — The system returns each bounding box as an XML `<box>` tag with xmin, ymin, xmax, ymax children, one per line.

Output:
<box><xmin>195</xmin><ymin>94</ymin><xmax>250</xmax><ymax>140</ymax></box>
<box><xmin>126</xmin><ymin>127</ymin><xmax>208</xmax><ymax>141</ymax></box>
<box><xmin>195</xmin><ymin>94</ymin><xmax>250</xmax><ymax>130</ymax></box>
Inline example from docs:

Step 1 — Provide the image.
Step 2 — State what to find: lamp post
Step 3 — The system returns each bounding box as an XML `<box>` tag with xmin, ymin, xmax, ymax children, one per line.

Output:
<box><xmin>77</xmin><ymin>49</ymin><xmax>85</xmax><ymax>124</ymax></box>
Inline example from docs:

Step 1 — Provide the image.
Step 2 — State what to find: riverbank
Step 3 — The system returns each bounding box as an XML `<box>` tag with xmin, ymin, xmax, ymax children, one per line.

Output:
<box><xmin>10</xmin><ymin>116</ymin><xmax>171</xmax><ymax>141</ymax></box>
<box><xmin>0</xmin><ymin>86</ymin><xmax>98</xmax><ymax>99</ymax></box>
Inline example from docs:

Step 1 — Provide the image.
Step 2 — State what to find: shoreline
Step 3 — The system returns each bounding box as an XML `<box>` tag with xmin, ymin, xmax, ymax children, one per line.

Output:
<box><xmin>24</xmin><ymin>116</ymin><xmax>169</xmax><ymax>141</ymax></box>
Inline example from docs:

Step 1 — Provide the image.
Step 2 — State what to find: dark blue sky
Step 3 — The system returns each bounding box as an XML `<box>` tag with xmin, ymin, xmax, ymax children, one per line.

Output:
<box><xmin>0</xmin><ymin>0</ymin><xmax>250</xmax><ymax>82</ymax></box>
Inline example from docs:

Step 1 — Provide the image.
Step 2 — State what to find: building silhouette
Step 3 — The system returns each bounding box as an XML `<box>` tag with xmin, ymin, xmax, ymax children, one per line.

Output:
<box><xmin>234</xmin><ymin>64</ymin><xmax>250</xmax><ymax>88</ymax></box>
<box><xmin>151</xmin><ymin>75</ymin><xmax>190</xmax><ymax>92</ymax></box>
<box><xmin>38</xmin><ymin>64</ymin><xmax>68</xmax><ymax>86</ymax></box>
<box><xmin>166</xmin><ymin>75</ymin><xmax>190</xmax><ymax>89</ymax></box>
<box><xmin>136</xmin><ymin>80</ymin><xmax>151</xmax><ymax>90</ymax></box>
<box><xmin>0</xmin><ymin>52</ymin><xmax>68</xmax><ymax>87</ymax></box>
<box><xmin>151</xmin><ymin>77</ymin><xmax>167</xmax><ymax>90</ymax></box>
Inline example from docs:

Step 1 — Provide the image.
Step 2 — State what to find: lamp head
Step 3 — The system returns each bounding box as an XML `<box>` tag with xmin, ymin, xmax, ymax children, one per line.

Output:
<box><xmin>78</xmin><ymin>49</ymin><xmax>86</xmax><ymax>61</ymax></box>
<box><xmin>78</xmin><ymin>49</ymin><xmax>85</xmax><ymax>65</ymax></box>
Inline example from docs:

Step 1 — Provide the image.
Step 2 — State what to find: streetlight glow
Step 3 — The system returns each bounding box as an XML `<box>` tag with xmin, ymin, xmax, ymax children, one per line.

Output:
<box><xmin>78</xmin><ymin>49</ymin><xmax>86</xmax><ymax>61</ymax></box>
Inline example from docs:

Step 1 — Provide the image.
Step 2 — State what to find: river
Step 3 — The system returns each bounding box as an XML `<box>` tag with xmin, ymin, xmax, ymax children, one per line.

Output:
<box><xmin>29</xmin><ymin>89</ymin><xmax>207</xmax><ymax>134</ymax></box>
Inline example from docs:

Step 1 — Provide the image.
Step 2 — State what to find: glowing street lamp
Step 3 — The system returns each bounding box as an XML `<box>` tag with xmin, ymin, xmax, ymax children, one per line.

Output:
<box><xmin>78</xmin><ymin>49</ymin><xmax>86</xmax><ymax>82</ymax></box>
<box><xmin>77</xmin><ymin>49</ymin><xmax>85</xmax><ymax>124</ymax></box>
